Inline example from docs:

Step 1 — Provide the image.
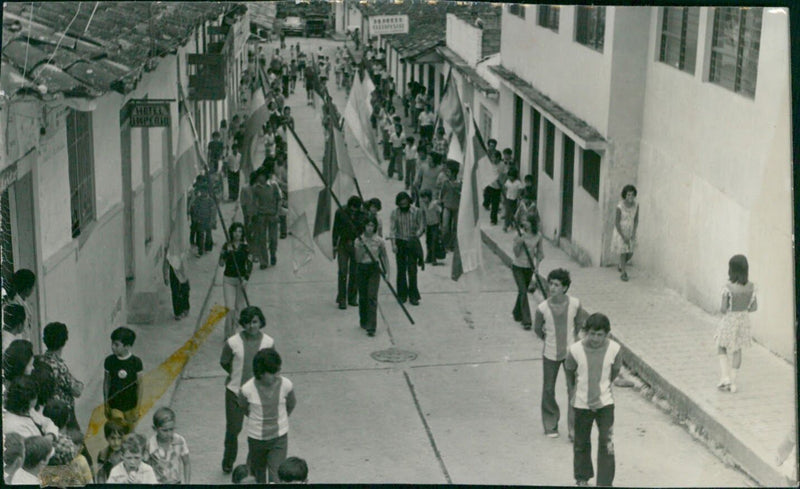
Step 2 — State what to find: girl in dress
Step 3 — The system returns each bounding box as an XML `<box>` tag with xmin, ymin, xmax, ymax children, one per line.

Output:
<box><xmin>611</xmin><ymin>185</ymin><xmax>639</xmax><ymax>281</ymax></box>
<box><xmin>715</xmin><ymin>255</ymin><xmax>757</xmax><ymax>393</ymax></box>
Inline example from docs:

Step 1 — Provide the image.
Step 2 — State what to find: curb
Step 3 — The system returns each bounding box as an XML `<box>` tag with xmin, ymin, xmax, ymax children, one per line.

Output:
<box><xmin>480</xmin><ymin>228</ymin><xmax>789</xmax><ymax>487</ymax></box>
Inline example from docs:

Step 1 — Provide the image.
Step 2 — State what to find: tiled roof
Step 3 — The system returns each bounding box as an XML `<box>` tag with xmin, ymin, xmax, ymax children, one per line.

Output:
<box><xmin>489</xmin><ymin>64</ymin><xmax>606</xmax><ymax>147</ymax></box>
<box><xmin>437</xmin><ymin>46</ymin><xmax>496</xmax><ymax>96</ymax></box>
<box><xmin>389</xmin><ymin>30</ymin><xmax>444</xmax><ymax>60</ymax></box>
<box><xmin>1</xmin><ymin>2</ymin><xmax>236</xmax><ymax>100</ymax></box>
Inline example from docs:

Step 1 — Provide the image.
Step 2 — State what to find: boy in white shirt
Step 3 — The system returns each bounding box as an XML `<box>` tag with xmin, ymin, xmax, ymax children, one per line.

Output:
<box><xmin>503</xmin><ymin>168</ymin><xmax>525</xmax><ymax>232</ymax></box>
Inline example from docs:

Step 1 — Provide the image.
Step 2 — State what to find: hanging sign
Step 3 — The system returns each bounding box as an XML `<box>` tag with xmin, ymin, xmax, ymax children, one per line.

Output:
<box><xmin>369</xmin><ymin>15</ymin><xmax>409</xmax><ymax>35</ymax></box>
<box><xmin>128</xmin><ymin>101</ymin><xmax>171</xmax><ymax>127</ymax></box>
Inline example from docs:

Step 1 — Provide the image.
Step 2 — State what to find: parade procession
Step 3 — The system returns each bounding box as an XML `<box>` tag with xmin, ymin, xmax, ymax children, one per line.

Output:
<box><xmin>1</xmin><ymin>1</ymin><xmax>796</xmax><ymax>486</ymax></box>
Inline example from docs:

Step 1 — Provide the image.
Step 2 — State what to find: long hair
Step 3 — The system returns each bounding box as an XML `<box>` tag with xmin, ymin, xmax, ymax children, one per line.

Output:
<box><xmin>728</xmin><ymin>254</ymin><xmax>749</xmax><ymax>285</ymax></box>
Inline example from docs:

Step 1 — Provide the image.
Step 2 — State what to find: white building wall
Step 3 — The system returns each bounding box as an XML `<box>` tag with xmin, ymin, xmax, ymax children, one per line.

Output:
<box><xmin>636</xmin><ymin>7</ymin><xmax>793</xmax><ymax>359</ymax></box>
<box><xmin>500</xmin><ymin>5</ymin><xmax>613</xmax><ymax>136</ymax></box>
<box><xmin>447</xmin><ymin>14</ymin><xmax>482</xmax><ymax>65</ymax></box>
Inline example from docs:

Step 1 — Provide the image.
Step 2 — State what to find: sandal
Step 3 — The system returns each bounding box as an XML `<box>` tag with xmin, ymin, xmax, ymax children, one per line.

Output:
<box><xmin>621</xmin><ymin>271</ymin><xmax>629</xmax><ymax>281</ymax></box>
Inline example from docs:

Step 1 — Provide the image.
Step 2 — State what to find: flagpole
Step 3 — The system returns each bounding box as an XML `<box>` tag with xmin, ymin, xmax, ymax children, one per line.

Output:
<box><xmin>178</xmin><ymin>83</ymin><xmax>251</xmax><ymax>308</ymax></box>
<box><xmin>285</xmin><ymin>119</ymin><xmax>416</xmax><ymax>326</ymax></box>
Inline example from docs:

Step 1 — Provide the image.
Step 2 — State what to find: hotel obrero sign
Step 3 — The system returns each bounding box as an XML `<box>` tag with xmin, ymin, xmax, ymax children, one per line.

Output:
<box><xmin>369</xmin><ymin>15</ymin><xmax>409</xmax><ymax>35</ymax></box>
<box><xmin>128</xmin><ymin>101</ymin><xmax>171</xmax><ymax>127</ymax></box>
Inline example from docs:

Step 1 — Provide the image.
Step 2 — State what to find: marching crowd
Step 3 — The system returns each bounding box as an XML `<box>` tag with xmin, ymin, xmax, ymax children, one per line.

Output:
<box><xmin>2</xmin><ymin>35</ymin><xmax>763</xmax><ymax>487</ymax></box>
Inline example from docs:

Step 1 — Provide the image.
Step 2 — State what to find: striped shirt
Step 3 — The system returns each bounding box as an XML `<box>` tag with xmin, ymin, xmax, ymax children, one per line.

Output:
<box><xmin>390</xmin><ymin>207</ymin><xmax>424</xmax><ymax>240</ymax></box>
<box><xmin>565</xmin><ymin>339</ymin><xmax>622</xmax><ymax>409</ymax></box>
<box><xmin>239</xmin><ymin>376</ymin><xmax>294</xmax><ymax>440</ymax></box>
<box><xmin>534</xmin><ymin>296</ymin><xmax>587</xmax><ymax>361</ymax></box>
<box><xmin>221</xmin><ymin>332</ymin><xmax>275</xmax><ymax>393</ymax></box>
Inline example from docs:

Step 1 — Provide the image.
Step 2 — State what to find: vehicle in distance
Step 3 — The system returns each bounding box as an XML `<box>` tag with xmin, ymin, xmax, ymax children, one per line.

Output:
<box><xmin>305</xmin><ymin>15</ymin><xmax>327</xmax><ymax>37</ymax></box>
<box><xmin>282</xmin><ymin>16</ymin><xmax>305</xmax><ymax>36</ymax></box>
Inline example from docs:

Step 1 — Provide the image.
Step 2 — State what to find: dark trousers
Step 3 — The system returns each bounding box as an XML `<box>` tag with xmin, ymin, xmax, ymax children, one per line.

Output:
<box><xmin>574</xmin><ymin>405</ymin><xmax>615</xmax><ymax>486</ymax></box>
<box><xmin>223</xmin><ymin>388</ymin><xmax>246</xmax><ymax>469</ymax></box>
<box><xmin>247</xmin><ymin>434</ymin><xmax>288</xmax><ymax>483</ymax></box>
<box><xmin>420</xmin><ymin>125</ymin><xmax>434</xmax><ymax>145</ymax></box>
<box><xmin>404</xmin><ymin>159</ymin><xmax>416</xmax><ymax>189</ymax></box>
<box><xmin>192</xmin><ymin>223</ymin><xmax>213</xmax><ymax>254</ymax></box>
<box><xmin>388</xmin><ymin>147</ymin><xmax>404</xmax><ymax>178</ymax></box>
<box><xmin>542</xmin><ymin>357</ymin><xmax>576</xmax><ymax>436</ymax></box>
<box><xmin>395</xmin><ymin>239</ymin><xmax>420</xmax><ymax>302</ymax></box>
<box><xmin>337</xmin><ymin>242</ymin><xmax>358</xmax><ymax>306</ymax></box>
<box><xmin>279</xmin><ymin>214</ymin><xmax>287</xmax><ymax>237</ymax></box>
<box><xmin>512</xmin><ymin>265</ymin><xmax>533</xmax><ymax>325</ymax></box>
<box><xmin>504</xmin><ymin>197</ymin><xmax>519</xmax><ymax>228</ymax></box>
<box><xmin>252</xmin><ymin>214</ymin><xmax>279</xmax><ymax>263</ymax></box>
<box><xmin>357</xmin><ymin>263</ymin><xmax>381</xmax><ymax>332</ymax></box>
<box><xmin>425</xmin><ymin>225</ymin><xmax>440</xmax><ymax>262</ymax></box>
<box><xmin>227</xmin><ymin>171</ymin><xmax>240</xmax><ymax>201</ymax></box>
<box><xmin>486</xmin><ymin>186</ymin><xmax>502</xmax><ymax>224</ymax></box>
<box><xmin>169</xmin><ymin>266</ymin><xmax>190</xmax><ymax>317</ymax></box>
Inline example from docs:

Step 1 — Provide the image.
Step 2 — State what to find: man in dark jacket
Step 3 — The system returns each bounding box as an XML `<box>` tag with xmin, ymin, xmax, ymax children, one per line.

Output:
<box><xmin>332</xmin><ymin>196</ymin><xmax>365</xmax><ymax>309</ymax></box>
<box><xmin>251</xmin><ymin>167</ymin><xmax>282</xmax><ymax>269</ymax></box>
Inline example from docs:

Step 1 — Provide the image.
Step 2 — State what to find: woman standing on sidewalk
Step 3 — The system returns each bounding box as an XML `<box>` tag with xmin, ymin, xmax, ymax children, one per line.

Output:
<box><xmin>611</xmin><ymin>185</ymin><xmax>639</xmax><ymax>281</ymax></box>
<box><xmin>715</xmin><ymin>254</ymin><xmax>757</xmax><ymax>393</ymax></box>
<box><xmin>220</xmin><ymin>222</ymin><xmax>254</xmax><ymax>339</ymax></box>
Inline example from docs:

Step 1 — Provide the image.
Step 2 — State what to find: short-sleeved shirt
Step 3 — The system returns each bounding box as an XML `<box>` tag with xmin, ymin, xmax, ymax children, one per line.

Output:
<box><xmin>147</xmin><ymin>433</ymin><xmax>190</xmax><ymax>484</ymax></box>
<box><xmin>404</xmin><ymin>145</ymin><xmax>417</xmax><ymax>161</ymax></box>
<box><xmin>104</xmin><ymin>354</ymin><xmax>143</xmax><ymax>411</ymax></box>
<box><xmin>565</xmin><ymin>339</ymin><xmax>622</xmax><ymax>409</ymax></box>
<box><xmin>504</xmin><ymin>179</ymin><xmax>525</xmax><ymax>200</ymax></box>
<box><xmin>107</xmin><ymin>461</ymin><xmax>158</xmax><ymax>484</ymax></box>
<box><xmin>535</xmin><ymin>296</ymin><xmax>587</xmax><ymax>361</ymax></box>
<box><xmin>418</xmin><ymin>111</ymin><xmax>435</xmax><ymax>127</ymax></box>
<box><xmin>239</xmin><ymin>376</ymin><xmax>294</xmax><ymax>441</ymax></box>
<box><xmin>221</xmin><ymin>332</ymin><xmax>275</xmax><ymax>393</ymax></box>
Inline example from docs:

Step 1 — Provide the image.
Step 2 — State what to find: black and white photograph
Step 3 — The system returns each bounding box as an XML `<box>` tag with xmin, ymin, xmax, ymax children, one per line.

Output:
<box><xmin>0</xmin><ymin>0</ymin><xmax>796</xmax><ymax>486</ymax></box>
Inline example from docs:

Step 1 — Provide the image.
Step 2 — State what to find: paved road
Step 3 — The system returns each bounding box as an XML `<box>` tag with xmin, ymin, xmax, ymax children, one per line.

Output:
<box><xmin>168</xmin><ymin>37</ymin><xmax>754</xmax><ymax>486</ymax></box>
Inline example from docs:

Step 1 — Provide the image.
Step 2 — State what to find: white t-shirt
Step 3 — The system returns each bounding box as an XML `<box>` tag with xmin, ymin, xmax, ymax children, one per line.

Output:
<box><xmin>504</xmin><ymin>179</ymin><xmax>525</xmax><ymax>200</ymax></box>
<box><xmin>107</xmin><ymin>461</ymin><xmax>158</xmax><ymax>484</ymax></box>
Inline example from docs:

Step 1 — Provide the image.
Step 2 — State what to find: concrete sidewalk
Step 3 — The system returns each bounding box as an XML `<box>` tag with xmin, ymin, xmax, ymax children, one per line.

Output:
<box><xmin>480</xmin><ymin>221</ymin><xmax>797</xmax><ymax>487</ymax></box>
<box><xmin>75</xmin><ymin>201</ymin><xmax>241</xmax><ymax>455</ymax></box>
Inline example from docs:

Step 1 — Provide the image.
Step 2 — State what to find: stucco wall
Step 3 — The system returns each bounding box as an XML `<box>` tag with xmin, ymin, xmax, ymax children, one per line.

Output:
<box><xmin>500</xmin><ymin>5</ymin><xmax>613</xmax><ymax>136</ymax></box>
<box><xmin>36</xmin><ymin>109</ymin><xmax>72</xmax><ymax>261</ymax></box>
<box><xmin>447</xmin><ymin>14</ymin><xmax>482</xmax><ymax>65</ymax></box>
<box><xmin>637</xmin><ymin>7</ymin><xmax>793</xmax><ymax>359</ymax></box>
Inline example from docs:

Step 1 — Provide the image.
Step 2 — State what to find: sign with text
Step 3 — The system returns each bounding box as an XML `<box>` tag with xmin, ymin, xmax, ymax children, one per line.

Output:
<box><xmin>369</xmin><ymin>15</ymin><xmax>409</xmax><ymax>35</ymax></box>
<box><xmin>129</xmin><ymin>101</ymin><xmax>171</xmax><ymax>127</ymax></box>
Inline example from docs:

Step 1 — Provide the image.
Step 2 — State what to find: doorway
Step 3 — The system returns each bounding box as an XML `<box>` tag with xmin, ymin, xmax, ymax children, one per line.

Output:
<box><xmin>513</xmin><ymin>95</ymin><xmax>523</xmax><ymax>168</ymax></box>
<box><xmin>120</xmin><ymin>122</ymin><xmax>135</xmax><ymax>282</ymax></box>
<box><xmin>560</xmin><ymin>136</ymin><xmax>575</xmax><ymax>239</ymax></box>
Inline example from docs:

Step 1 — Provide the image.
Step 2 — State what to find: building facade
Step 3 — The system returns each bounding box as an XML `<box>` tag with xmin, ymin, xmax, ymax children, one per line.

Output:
<box><xmin>493</xmin><ymin>5</ymin><xmax>792</xmax><ymax>359</ymax></box>
<box><xmin>0</xmin><ymin>2</ymin><xmax>249</xmax><ymax>381</ymax></box>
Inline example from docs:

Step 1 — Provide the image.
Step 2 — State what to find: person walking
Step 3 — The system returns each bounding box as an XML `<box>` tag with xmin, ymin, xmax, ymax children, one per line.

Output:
<box><xmin>332</xmin><ymin>196</ymin><xmax>365</xmax><ymax>310</ymax></box>
<box><xmin>565</xmin><ymin>313</ymin><xmax>622</xmax><ymax>487</ymax></box>
<box><xmin>511</xmin><ymin>215</ymin><xmax>543</xmax><ymax>330</ymax></box>
<box><xmin>534</xmin><ymin>268</ymin><xmax>589</xmax><ymax>440</ymax></box>
<box><xmin>251</xmin><ymin>168</ymin><xmax>282</xmax><ymax>269</ymax></box>
<box><xmin>715</xmin><ymin>254</ymin><xmax>757</xmax><ymax>393</ymax></box>
<box><xmin>163</xmin><ymin>243</ymin><xmax>190</xmax><ymax>320</ymax></box>
<box><xmin>219</xmin><ymin>307</ymin><xmax>274</xmax><ymax>474</ymax></box>
<box><xmin>611</xmin><ymin>184</ymin><xmax>639</xmax><ymax>282</ymax></box>
<box><xmin>219</xmin><ymin>222</ymin><xmax>254</xmax><ymax>339</ymax></box>
<box><xmin>226</xmin><ymin>144</ymin><xmax>242</xmax><ymax>202</ymax></box>
<box><xmin>354</xmin><ymin>216</ymin><xmax>390</xmax><ymax>337</ymax></box>
<box><xmin>390</xmin><ymin>191</ymin><xmax>425</xmax><ymax>305</ymax></box>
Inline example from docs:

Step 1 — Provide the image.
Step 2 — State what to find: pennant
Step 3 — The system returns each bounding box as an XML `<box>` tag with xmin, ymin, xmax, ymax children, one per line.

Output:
<box><xmin>452</xmin><ymin>113</ymin><xmax>489</xmax><ymax>281</ymax></box>
<box><xmin>438</xmin><ymin>72</ymin><xmax>466</xmax><ymax>149</ymax></box>
<box><xmin>287</xmin><ymin>130</ymin><xmax>325</xmax><ymax>273</ymax></box>
<box><xmin>343</xmin><ymin>71</ymin><xmax>385</xmax><ymax>175</ymax></box>
<box><xmin>331</xmin><ymin>122</ymin><xmax>357</xmax><ymax>200</ymax></box>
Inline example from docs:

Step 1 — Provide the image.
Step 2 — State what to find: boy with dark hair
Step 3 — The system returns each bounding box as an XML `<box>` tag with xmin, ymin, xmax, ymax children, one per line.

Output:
<box><xmin>534</xmin><ymin>268</ymin><xmax>589</xmax><ymax>440</ymax></box>
<box><xmin>278</xmin><ymin>456</ymin><xmax>308</xmax><ymax>483</ymax></box>
<box><xmin>2</xmin><ymin>303</ymin><xmax>27</xmax><ymax>352</ymax></box>
<box><xmin>419</xmin><ymin>189</ymin><xmax>442</xmax><ymax>266</ymax></box>
<box><xmin>565</xmin><ymin>313</ymin><xmax>622</xmax><ymax>487</ymax></box>
<box><xmin>12</xmin><ymin>436</ymin><xmax>52</xmax><ymax>484</ymax></box>
<box><xmin>333</xmin><ymin>196</ymin><xmax>365</xmax><ymax>309</ymax></box>
<box><xmin>104</xmin><ymin>327</ymin><xmax>143</xmax><ymax>427</ymax></box>
<box><xmin>96</xmin><ymin>419</ymin><xmax>130</xmax><ymax>483</ymax></box>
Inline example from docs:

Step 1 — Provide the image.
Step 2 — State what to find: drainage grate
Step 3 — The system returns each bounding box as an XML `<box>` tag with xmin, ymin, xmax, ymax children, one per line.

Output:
<box><xmin>371</xmin><ymin>348</ymin><xmax>417</xmax><ymax>363</ymax></box>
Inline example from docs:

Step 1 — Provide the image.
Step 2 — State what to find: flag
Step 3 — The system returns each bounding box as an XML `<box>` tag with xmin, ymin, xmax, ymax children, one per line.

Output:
<box><xmin>312</xmin><ymin>127</ymin><xmax>336</xmax><ymax>260</ymax></box>
<box><xmin>452</xmin><ymin>113</ymin><xmax>490</xmax><ymax>281</ymax></box>
<box><xmin>446</xmin><ymin>134</ymin><xmax>463</xmax><ymax>173</ymax></box>
<box><xmin>287</xmin><ymin>129</ymin><xmax>325</xmax><ymax>273</ymax></box>
<box><xmin>331</xmin><ymin>121</ymin><xmax>357</xmax><ymax>204</ymax></box>
<box><xmin>167</xmin><ymin>101</ymin><xmax>202</xmax><ymax>258</ymax></box>
<box><xmin>240</xmin><ymin>74</ymin><xmax>269</xmax><ymax>177</ymax></box>
<box><xmin>438</xmin><ymin>70</ymin><xmax>466</xmax><ymax>149</ymax></box>
<box><xmin>344</xmin><ymin>71</ymin><xmax>385</xmax><ymax>175</ymax></box>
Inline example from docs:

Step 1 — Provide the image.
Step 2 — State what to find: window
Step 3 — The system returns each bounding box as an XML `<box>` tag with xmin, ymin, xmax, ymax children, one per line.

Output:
<box><xmin>581</xmin><ymin>149</ymin><xmax>601</xmax><ymax>201</ymax></box>
<box><xmin>538</xmin><ymin>6</ymin><xmax>559</xmax><ymax>31</ymax></box>
<box><xmin>659</xmin><ymin>7</ymin><xmax>700</xmax><ymax>74</ymax></box>
<box><xmin>575</xmin><ymin>6</ymin><xmax>605</xmax><ymax>52</ymax></box>
<box><xmin>479</xmin><ymin>104</ymin><xmax>492</xmax><ymax>142</ymax></box>
<box><xmin>544</xmin><ymin>120</ymin><xmax>555</xmax><ymax>178</ymax></box>
<box><xmin>709</xmin><ymin>7</ymin><xmax>762</xmax><ymax>98</ymax></box>
<box><xmin>66</xmin><ymin>109</ymin><xmax>96</xmax><ymax>238</ymax></box>
<box><xmin>509</xmin><ymin>3</ymin><xmax>525</xmax><ymax>19</ymax></box>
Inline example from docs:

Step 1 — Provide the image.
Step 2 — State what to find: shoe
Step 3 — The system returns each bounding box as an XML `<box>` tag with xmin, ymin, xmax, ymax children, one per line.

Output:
<box><xmin>576</xmin><ymin>480</ymin><xmax>588</xmax><ymax>486</ymax></box>
<box><xmin>270</xmin><ymin>256</ymin><xmax>277</xmax><ymax>266</ymax></box>
<box><xmin>222</xmin><ymin>462</ymin><xmax>233</xmax><ymax>474</ymax></box>
<box><xmin>523</xmin><ymin>324</ymin><xmax>532</xmax><ymax>331</ymax></box>
<box><xmin>259</xmin><ymin>264</ymin><xmax>268</xmax><ymax>270</ymax></box>
<box><xmin>545</xmin><ymin>432</ymin><xmax>559</xmax><ymax>438</ymax></box>
<box><xmin>409</xmin><ymin>298</ymin><xmax>419</xmax><ymax>306</ymax></box>
<box><xmin>568</xmin><ymin>432</ymin><xmax>574</xmax><ymax>443</ymax></box>
<box><xmin>348</xmin><ymin>301</ymin><xmax>358</xmax><ymax>307</ymax></box>
<box><xmin>620</xmin><ymin>271</ymin><xmax>629</xmax><ymax>281</ymax></box>
<box><xmin>729</xmin><ymin>383</ymin><xmax>737</xmax><ymax>393</ymax></box>
<box><xmin>419</xmin><ymin>261</ymin><xmax>425</xmax><ymax>271</ymax></box>
<box><xmin>338</xmin><ymin>303</ymin><xmax>347</xmax><ymax>310</ymax></box>
<box><xmin>280</xmin><ymin>234</ymin><xmax>287</xmax><ymax>239</ymax></box>
<box><xmin>367</xmin><ymin>331</ymin><xmax>375</xmax><ymax>337</ymax></box>
<box><xmin>399</xmin><ymin>298</ymin><xmax>407</xmax><ymax>304</ymax></box>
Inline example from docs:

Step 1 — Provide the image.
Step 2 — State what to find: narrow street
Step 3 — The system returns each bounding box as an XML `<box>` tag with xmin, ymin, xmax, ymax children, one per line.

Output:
<box><xmin>169</xmin><ymin>37</ymin><xmax>754</xmax><ymax>486</ymax></box>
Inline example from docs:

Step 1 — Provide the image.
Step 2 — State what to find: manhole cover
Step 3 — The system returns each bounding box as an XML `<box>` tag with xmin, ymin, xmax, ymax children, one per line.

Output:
<box><xmin>371</xmin><ymin>348</ymin><xmax>417</xmax><ymax>363</ymax></box>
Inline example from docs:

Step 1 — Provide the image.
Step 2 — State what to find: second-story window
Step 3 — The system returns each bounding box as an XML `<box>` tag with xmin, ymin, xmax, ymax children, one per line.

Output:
<box><xmin>659</xmin><ymin>7</ymin><xmax>700</xmax><ymax>74</ymax></box>
<box><xmin>575</xmin><ymin>6</ymin><xmax>605</xmax><ymax>52</ymax></box>
<box><xmin>709</xmin><ymin>7</ymin><xmax>762</xmax><ymax>98</ymax></box>
<box><xmin>509</xmin><ymin>3</ymin><xmax>526</xmax><ymax>19</ymax></box>
<box><xmin>66</xmin><ymin>110</ymin><xmax>96</xmax><ymax>238</ymax></box>
<box><xmin>538</xmin><ymin>5</ymin><xmax>559</xmax><ymax>31</ymax></box>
